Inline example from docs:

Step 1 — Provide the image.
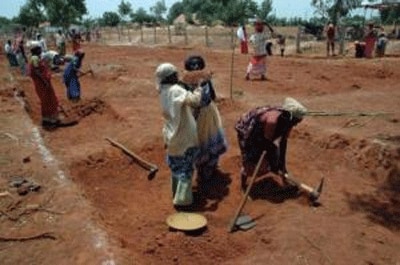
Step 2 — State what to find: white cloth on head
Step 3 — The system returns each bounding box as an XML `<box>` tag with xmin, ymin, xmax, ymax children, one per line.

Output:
<box><xmin>282</xmin><ymin>97</ymin><xmax>307</xmax><ymax>119</ymax></box>
<box><xmin>155</xmin><ymin>63</ymin><xmax>177</xmax><ymax>86</ymax></box>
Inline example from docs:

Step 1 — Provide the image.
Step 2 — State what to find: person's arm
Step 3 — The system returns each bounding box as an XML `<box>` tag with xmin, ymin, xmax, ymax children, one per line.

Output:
<box><xmin>184</xmin><ymin>81</ymin><xmax>211</xmax><ymax>107</ymax></box>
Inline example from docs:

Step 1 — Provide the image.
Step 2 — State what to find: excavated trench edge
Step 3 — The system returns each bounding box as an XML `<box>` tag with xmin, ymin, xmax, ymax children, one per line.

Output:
<box><xmin>13</xmin><ymin>90</ymin><xmax>117</xmax><ymax>265</ymax></box>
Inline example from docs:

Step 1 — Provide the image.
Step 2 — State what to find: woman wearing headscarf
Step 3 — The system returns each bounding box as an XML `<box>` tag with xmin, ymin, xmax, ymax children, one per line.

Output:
<box><xmin>28</xmin><ymin>44</ymin><xmax>60</xmax><ymax>128</ymax></box>
<box><xmin>63</xmin><ymin>50</ymin><xmax>85</xmax><ymax>102</ymax></box>
<box><xmin>156</xmin><ymin>63</ymin><xmax>212</xmax><ymax>207</ymax></box>
<box><xmin>180</xmin><ymin>55</ymin><xmax>228</xmax><ymax>185</ymax></box>
<box><xmin>364</xmin><ymin>22</ymin><xmax>378</xmax><ymax>58</ymax></box>
<box><xmin>235</xmin><ymin>97</ymin><xmax>308</xmax><ymax>191</ymax></box>
<box><xmin>245</xmin><ymin>19</ymin><xmax>273</xmax><ymax>80</ymax></box>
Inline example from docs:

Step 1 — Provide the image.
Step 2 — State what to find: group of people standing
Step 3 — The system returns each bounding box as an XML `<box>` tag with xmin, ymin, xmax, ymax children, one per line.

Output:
<box><xmin>3</xmin><ymin>28</ymin><xmax>87</xmax><ymax>129</ymax></box>
<box><xmin>155</xmin><ymin>55</ymin><xmax>308</xmax><ymax>208</ymax></box>
<box><xmin>325</xmin><ymin>21</ymin><xmax>388</xmax><ymax>58</ymax></box>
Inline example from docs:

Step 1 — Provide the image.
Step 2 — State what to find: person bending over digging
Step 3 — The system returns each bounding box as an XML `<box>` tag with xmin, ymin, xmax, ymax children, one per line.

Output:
<box><xmin>155</xmin><ymin>63</ymin><xmax>212</xmax><ymax>208</ymax></box>
<box><xmin>235</xmin><ymin>97</ymin><xmax>307</xmax><ymax>191</ymax></box>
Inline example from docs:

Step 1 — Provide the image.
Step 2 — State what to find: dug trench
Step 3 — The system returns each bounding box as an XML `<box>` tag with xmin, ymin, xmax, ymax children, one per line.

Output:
<box><xmin>14</xmin><ymin>87</ymin><xmax>400</xmax><ymax>264</ymax></box>
<box><xmin>2</xmin><ymin>44</ymin><xmax>400</xmax><ymax>264</ymax></box>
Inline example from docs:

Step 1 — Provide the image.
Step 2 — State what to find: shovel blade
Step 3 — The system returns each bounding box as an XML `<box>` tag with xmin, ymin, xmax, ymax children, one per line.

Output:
<box><xmin>235</xmin><ymin>215</ymin><xmax>256</xmax><ymax>231</ymax></box>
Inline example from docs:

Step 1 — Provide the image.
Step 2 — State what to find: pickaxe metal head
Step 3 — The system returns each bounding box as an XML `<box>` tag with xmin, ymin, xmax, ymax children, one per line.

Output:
<box><xmin>309</xmin><ymin>177</ymin><xmax>324</xmax><ymax>205</ymax></box>
<box><xmin>147</xmin><ymin>167</ymin><xmax>158</xmax><ymax>180</ymax></box>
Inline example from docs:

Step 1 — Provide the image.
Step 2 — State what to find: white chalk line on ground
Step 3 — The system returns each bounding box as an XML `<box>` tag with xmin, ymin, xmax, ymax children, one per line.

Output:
<box><xmin>13</xmin><ymin>91</ymin><xmax>116</xmax><ymax>265</ymax></box>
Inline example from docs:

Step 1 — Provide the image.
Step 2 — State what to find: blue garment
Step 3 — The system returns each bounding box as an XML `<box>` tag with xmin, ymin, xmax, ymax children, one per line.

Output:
<box><xmin>63</xmin><ymin>56</ymin><xmax>82</xmax><ymax>100</ymax></box>
<box><xmin>167</xmin><ymin>147</ymin><xmax>199</xmax><ymax>206</ymax></box>
<box><xmin>196</xmin><ymin>128</ymin><xmax>227</xmax><ymax>179</ymax></box>
<box><xmin>167</xmin><ymin>147</ymin><xmax>199</xmax><ymax>181</ymax></box>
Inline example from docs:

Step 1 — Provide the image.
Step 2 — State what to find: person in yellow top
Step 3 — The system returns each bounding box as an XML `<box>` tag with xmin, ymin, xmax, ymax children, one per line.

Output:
<box><xmin>156</xmin><ymin>63</ymin><xmax>212</xmax><ymax>208</ymax></box>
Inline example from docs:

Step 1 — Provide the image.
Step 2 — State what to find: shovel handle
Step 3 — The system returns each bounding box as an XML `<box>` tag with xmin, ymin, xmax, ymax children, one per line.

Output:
<box><xmin>228</xmin><ymin>151</ymin><xmax>266</xmax><ymax>233</ymax></box>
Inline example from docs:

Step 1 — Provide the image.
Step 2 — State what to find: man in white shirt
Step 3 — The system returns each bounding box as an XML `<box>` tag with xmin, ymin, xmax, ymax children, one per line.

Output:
<box><xmin>4</xmin><ymin>39</ymin><xmax>18</xmax><ymax>66</ymax></box>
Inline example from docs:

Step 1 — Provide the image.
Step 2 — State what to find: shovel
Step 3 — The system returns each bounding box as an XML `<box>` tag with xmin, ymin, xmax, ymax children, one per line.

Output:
<box><xmin>228</xmin><ymin>150</ymin><xmax>266</xmax><ymax>233</ymax></box>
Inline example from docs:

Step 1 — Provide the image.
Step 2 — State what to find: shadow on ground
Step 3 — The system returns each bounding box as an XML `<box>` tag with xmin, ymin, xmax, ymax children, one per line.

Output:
<box><xmin>347</xmin><ymin>166</ymin><xmax>400</xmax><ymax>231</ymax></box>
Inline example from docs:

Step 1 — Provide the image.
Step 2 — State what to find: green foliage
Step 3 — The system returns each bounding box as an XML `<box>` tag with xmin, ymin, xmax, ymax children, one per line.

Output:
<box><xmin>195</xmin><ymin>0</ymin><xmax>221</xmax><ymax>26</ymax></box>
<box><xmin>14</xmin><ymin>0</ymin><xmax>87</xmax><ymax>29</ymax></box>
<box><xmin>257</xmin><ymin>0</ymin><xmax>273</xmax><ymax>21</ymax></box>
<box><xmin>150</xmin><ymin>0</ymin><xmax>167</xmax><ymax>23</ymax></box>
<box><xmin>379</xmin><ymin>4</ymin><xmax>400</xmax><ymax>24</ymax></box>
<box><xmin>167</xmin><ymin>2</ymin><xmax>185</xmax><ymax>24</ymax></box>
<box><xmin>14</xmin><ymin>1</ymin><xmax>45</xmax><ymax>28</ymax></box>
<box><xmin>102</xmin><ymin>11</ymin><xmax>121</xmax><ymax>27</ymax></box>
<box><xmin>311</xmin><ymin>0</ymin><xmax>362</xmax><ymax>23</ymax></box>
<box><xmin>131</xmin><ymin>8</ymin><xmax>156</xmax><ymax>25</ymax></box>
<box><xmin>118</xmin><ymin>0</ymin><xmax>133</xmax><ymax>22</ymax></box>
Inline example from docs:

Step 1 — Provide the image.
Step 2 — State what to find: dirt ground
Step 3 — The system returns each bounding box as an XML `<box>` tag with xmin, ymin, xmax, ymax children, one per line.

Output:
<box><xmin>1</xmin><ymin>39</ymin><xmax>400</xmax><ymax>265</ymax></box>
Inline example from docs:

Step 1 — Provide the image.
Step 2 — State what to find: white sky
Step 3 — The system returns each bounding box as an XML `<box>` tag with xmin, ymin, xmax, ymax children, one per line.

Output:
<box><xmin>1</xmin><ymin>0</ymin><xmax>316</xmax><ymax>19</ymax></box>
<box><xmin>0</xmin><ymin>0</ymin><xmax>372</xmax><ymax>20</ymax></box>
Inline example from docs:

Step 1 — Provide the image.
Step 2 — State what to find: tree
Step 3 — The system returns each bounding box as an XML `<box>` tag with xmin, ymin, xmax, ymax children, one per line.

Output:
<box><xmin>167</xmin><ymin>2</ymin><xmax>185</xmax><ymax>24</ymax></box>
<box><xmin>15</xmin><ymin>1</ymin><xmax>45</xmax><ymax>28</ymax></box>
<box><xmin>102</xmin><ymin>11</ymin><xmax>121</xmax><ymax>27</ymax></box>
<box><xmin>150</xmin><ymin>0</ymin><xmax>167</xmax><ymax>23</ymax></box>
<box><xmin>15</xmin><ymin>0</ymin><xmax>87</xmax><ymax>29</ymax></box>
<box><xmin>311</xmin><ymin>0</ymin><xmax>362</xmax><ymax>23</ymax></box>
<box><xmin>118</xmin><ymin>0</ymin><xmax>133</xmax><ymax>23</ymax></box>
<box><xmin>219</xmin><ymin>0</ymin><xmax>249</xmax><ymax>26</ymax></box>
<box><xmin>131</xmin><ymin>8</ymin><xmax>154</xmax><ymax>25</ymax></box>
<box><xmin>195</xmin><ymin>0</ymin><xmax>221</xmax><ymax>26</ymax></box>
<box><xmin>257</xmin><ymin>0</ymin><xmax>273</xmax><ymax>22</ymax></box>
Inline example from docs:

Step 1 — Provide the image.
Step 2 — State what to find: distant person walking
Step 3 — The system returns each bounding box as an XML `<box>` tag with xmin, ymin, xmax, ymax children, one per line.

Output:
<box><xmin>364</xmin><ymin>22</ymin><xmax>378</xmax><ymax>58</ymax></box>
<box><xmin>15</xmin><ymin>37</ymin><xmax>28</xmax><ymax>75</ymax></box>
<box><xmin>70</xmin><ymin>29</ymin><xmax>82</xmax><ymax>53</ymax></box>
<box><xmin>4</xmin><ymin>40</ymin><xmax>19</xmax><ymax>67</ymax></box>
<box><xmin>325</xmin><ymin>23</ymin><xmax>336</xmax><ymax>56</ymax></box>
<box><xmin>55</xmin><ymin>30</ymin><xmax>66</xmax><ymax>56</ymax></box>
<box><xmin>245</xmin><ymin>19</ymin><xmax>273</xmax><ymax>81</ymax></box>
<box><xmin>276</xmin><ymin>34</ymin><xmax>286</xmax><ymax>57</ymax></box>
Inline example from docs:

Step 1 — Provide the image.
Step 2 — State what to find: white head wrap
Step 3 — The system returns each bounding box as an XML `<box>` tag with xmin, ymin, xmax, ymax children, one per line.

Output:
<box><xmin>155</xmin><ymin>63</ymin><xmax>177</xmax><ymax>84</ymax></box>
<box><xmin>282</xmin><ymin>97</ymin><xmax>308</xmax><ymax>119</ymax></box>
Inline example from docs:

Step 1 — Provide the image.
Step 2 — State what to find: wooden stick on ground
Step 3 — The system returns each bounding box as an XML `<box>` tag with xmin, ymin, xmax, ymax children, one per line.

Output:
<box><xmin>0</xmin><ymin>232</ymin><xmax>57</xmax><ymax>242</ymax></box>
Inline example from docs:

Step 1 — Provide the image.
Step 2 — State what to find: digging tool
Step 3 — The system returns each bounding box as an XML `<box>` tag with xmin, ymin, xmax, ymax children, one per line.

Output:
<box><xmin>282</xmin><ymin>172</ymin><xmax>324</xmax><ymax>205</ymax></box>
<box><xmin>105</xmin><ymin>137</ymin><xmax>158</xmax><ymax>180</ymax></box>
<box><xmin>228</xmin><ymin>151</ymin><xmax>266</xmax><ymax>233</ymax></box>
<box><xmin>79</xmin><ymin>68</ymin><xmax>94</xmax><ymax>78</ymax></box>
<box><xmin>79</xmin><ymin>65</ymin><xmax>95</xmax><ymax>78</ymax></box>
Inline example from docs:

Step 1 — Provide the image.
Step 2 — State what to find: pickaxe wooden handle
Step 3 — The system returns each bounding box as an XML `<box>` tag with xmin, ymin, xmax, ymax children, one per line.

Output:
<box><xmin>105</xmin><ymin>137</ymin><xmax>158</xmax><ymax>180</ymax></box>
<box><xmin>282</xmin><ymin>173</ymin><xmax>324</xmax><ymax>203</ymax></box>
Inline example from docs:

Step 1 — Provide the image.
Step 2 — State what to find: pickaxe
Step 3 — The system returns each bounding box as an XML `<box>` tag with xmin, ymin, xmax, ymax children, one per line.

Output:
<box><xmin>105</xmin><ymin>137</ymin><xmax>158</xmax><ymax>180</ymax></box>
<box><xmin>79</xmin><ymin>65</ymin><xmax>95</xmax><ymax>78</ymax></box>
<box><xmin>282</xmin><ymin>172</ymin><xmax>324</xmax><ymax>205</ymax></box>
